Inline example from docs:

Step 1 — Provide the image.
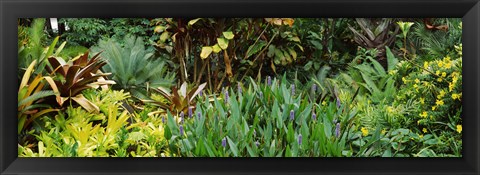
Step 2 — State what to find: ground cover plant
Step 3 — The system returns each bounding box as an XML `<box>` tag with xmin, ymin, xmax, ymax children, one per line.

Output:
<box><xmin>17</xmin><ymin>18</ymin><xmax>462</xmax><ymax>157</ymax></box>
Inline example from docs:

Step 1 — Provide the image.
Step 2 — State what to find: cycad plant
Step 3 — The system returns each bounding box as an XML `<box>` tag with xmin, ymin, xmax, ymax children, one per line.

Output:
<box><xmin>92</xmin><ymin>35</ymin><xmax>176</xmax><ymax>95</ymax></box>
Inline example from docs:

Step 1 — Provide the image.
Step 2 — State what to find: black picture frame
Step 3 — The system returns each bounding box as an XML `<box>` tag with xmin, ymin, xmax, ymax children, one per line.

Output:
<box><xmin>1</xmin><ymin>0</ymin><xmax>479</xmax><ymax>174</ymax></box>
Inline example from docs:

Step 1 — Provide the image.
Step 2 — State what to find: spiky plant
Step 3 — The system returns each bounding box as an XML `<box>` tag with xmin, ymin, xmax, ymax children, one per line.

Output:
<box><xmin>46</xmin><ymin>51</ymin><xmax>115</xmax><ymax>113</ymax></box>
<box><xmin>18</xmin><ymin>60</ymin><xmax>59</xmax><ymax>134</ymax></box>
<box><xmin>92</xmin><ymin>35</ymin><xmax>176</xmax><ymax>97</ymax></box>
<box><xmin>348</xmin><ymin>18</ymin><xmax>399</xmax><ymax>67</ymax></box>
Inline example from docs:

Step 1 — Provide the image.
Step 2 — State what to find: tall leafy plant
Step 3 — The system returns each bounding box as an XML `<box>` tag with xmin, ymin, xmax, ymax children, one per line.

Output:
<box><xmin>18</xmin><ymin>18</ymin><xmax>66</xmax><ymax>77</ymax></box>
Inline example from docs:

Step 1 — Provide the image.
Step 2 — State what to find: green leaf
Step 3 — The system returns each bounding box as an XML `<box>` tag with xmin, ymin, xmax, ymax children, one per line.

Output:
<box><xmin>54</xmin><ymin>41</ymin><xmax>67</xmax><ymax>56</ymax></box>
<box><xmin>44</xmin><ymin>36</ymin><xmax>59</xmax><ymax>60</ymax></box>
<box><xmin>267</xmin><ymin>45</ymin><xmax>276</xmax><ymax>57</ymax></box>
<box><xmin>223</xmin><ymin>31</ymin><xmax>235</xmax><ymax>40</ymax></box>
<box><xmin>200</xmin><ymin>46</ymin><xmax>213</xmax><ymax>59</ymax></box>
<box><xmin>385</xmin><ymin>46</ymin><xmax>398</xmax><ymax>71</ymax></box>
<box><xmin>227</xmin><ymin>136</ymin><xmax>239</xmax><ymax>157</ymax></box>
<box><xmin>288</xmin><ymin>48</ymin><xmax>297</xmax><ymax>60</ymax></box>
<box><xmin>164</xmin><ymin>125</ymin><xmax>172</xmax><ymax>140</ymax></box>
<box><xmin>303</xmin><ymin>61</ymin><xmax>313</xmax><ymax>71</ymax></box>
<box><xmin>212</xmin><ymin>44</ymin><xmax>222</xmax><ymax>53</ymax></box>
<box><xmin>287</xmin><ymin>122</ymin><xmax>294</xmax><ymax>143</ymax></box>
<box><xmin>128</xmin><ymin>132</ymin><xmax>145</xmax><ymax>142</ymax></box>
<box><xmin>245</xmin><ymin>41</ymin><xmax>267</xmax><ymax>59</ymax></box>
<box><xmin>217</xmin><ymin>38</ymin><xmax>229</xmax><ymax>50</ymax></box>
<box><xmin>367</xmin><ymin>57</ymin><xmax>386</xmax><ymax>76</ymax></box>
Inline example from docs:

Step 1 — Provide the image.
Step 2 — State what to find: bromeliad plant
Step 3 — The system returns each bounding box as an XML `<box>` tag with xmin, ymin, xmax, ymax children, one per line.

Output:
<box><xmin>46</xmin><ymin>51</ymin><xmax>115</xmax><ymax>113</ymax></box>
<box><xmin>148</xmin><ymin>82</ymin><xmax>207</xmax><ymax>115</ymax></box>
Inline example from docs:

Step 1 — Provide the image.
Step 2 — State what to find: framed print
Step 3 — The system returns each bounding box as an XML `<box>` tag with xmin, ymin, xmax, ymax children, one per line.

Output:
<box><xmin>1</xmin><ymin>0</ymin><xmax>480</xmax><ymax>174</ymax></box>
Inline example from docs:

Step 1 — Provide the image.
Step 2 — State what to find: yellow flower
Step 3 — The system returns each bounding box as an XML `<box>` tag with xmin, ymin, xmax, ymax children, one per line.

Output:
<box><xmin>437</xmin><ymin>90</ymin><xmax>445</xmax><ymax>99</ymax></box>
<box><xmin>436</xmin><ymin>99</ymin><xmax>444</xmax><ymax>106</ymax></box>
<box><xmin>415</xmin><ymin>78</ymin><xmax>420</xmax><ymax>84</ymax></box>
<box><xmin>437</xmin><ymin>78</ymin><xmax>443</xmax><ymax>82</ymax></box>
<box><xmin>444</xmin><ymin>62</ymin><xmax>452</xmax><ymax>69</ymax></box>
<box><xmin>452</xmin><ymin>93</ymin><xmax>460</xmax><ymax>100</ymax></box>
<box><xmin>456</xmin><ymin>125</ymin><xmax>462</xmax><ymax>133</ymax></box>
<box><xmin>449</xmin><ymin>82</ymin><xmax>455</xmax><ymax>92</ymax></box>
<box><xmin>322</xmin><ymin>101</ymin><xmax>327</xmax><ymax>106</ymax></box>
<box><xmin>432</xmin><ymin>106</ymin><xmax>437</xmax><ymax>111</ymax></box>
<box><xmin>418</xmin><ymin>134</ymin><xmax>424</xmax><ymax>139</ymax></box>
<box><xmin>402</xmin><ymin>77</ymin><xmax>408</xmax><ymax>84</ymax></box>
<box><xmin>451</xmin><ymin>72</ymin><xmax>459</xmax><ymax>82</ymax></box>
<box><xmin>424</xmin><ymin>61</ymin><xmax>429</xmax><ymax>69</ymax></box>
<box><xmin>420</xmin><ymin>98</ymin><xmax>425</xmax><ymax>104</ymax></box>
<box><xmin>388</xmin><ymin>70</ymin><xmax>397</xmax><ymax>75</ymax></box>
<box><xmin>386</xmin><ymin>106</ymin><xmax>394</xmax><ymax>113</ymax></box>
<box><xmin>381</xmin><ymin>128</ymin><xmax>387</xmax><ymax>135</ymax></box>
<box><xmin>361</xmin><ymin>127</ymin><xmax>369</xmax><ymax>136</ymax></box>
<box><xmin>436</xmin><ymin>70</ymin><xmax>440</xmax><ymax>75</ymax></box>
<box><xmin>413</xmin><ymin>84</ymin><xmax>418</xmax><ymax>89</ymax></box>
<box><xmin>422</xmin><ymin>128</ymin><xmax>428</xmax><ymax>133</ymax></box>
<box><xmin>441</xmin><ymin>72</ymin><xmax>447</xmax><ymax>78</ymax></box>
<box><xmin>420</xmin><ymin>111</ymin><xmax>428</xmax><ymax>118</ymax></box>
<box><xmin>444</xmin><ymin>56</ymin><xmax>451</xmax><ymax>62</ymax></box>
<box><xmin>438</xmin><ymin>61</ymin><xmax>444</xmax><ymax>68</ymax></box>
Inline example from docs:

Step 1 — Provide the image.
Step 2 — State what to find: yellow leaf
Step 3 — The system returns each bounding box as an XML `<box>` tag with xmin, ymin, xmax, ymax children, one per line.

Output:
<box><xmin>19</xmin><ymin>60</ymin><xmax>37</xmax><ymax>92</ymax></box>
<box><xmin>223</xmin><ymin>31</ymin><xmax>235</xmax><ymax>40</ymax></box>
<box><xmin>212</xmin><ymin>44</ymin><xmax>222</xmax><ymax>53</ymax></box>
<box><xmin>200</xmin><ymin>46</ymin><xmax>213</xmax><ymax>59</ymax></box>
<box><xmin>71</xmin><ymin>94</ymin><xmax>99</xmax><ymax>113</ymax></box>
<box><xmin>154</xmin><ymin>25</ymin><xmax>166</xmax><ymax>33</ymax></box>
<box><xmin>188</xmin><ymin>18</ymin><xmax>202</xmax><ymax>26</ymax></box>
<box><xmin>43</xmin><ymin>76</ymin><xmax>62</xmax><ymax>105</ymax></box>
<box><xmin>282</xmin><ymin>18</ymin><xmax>295</xmax><ymax>27</ymax></box>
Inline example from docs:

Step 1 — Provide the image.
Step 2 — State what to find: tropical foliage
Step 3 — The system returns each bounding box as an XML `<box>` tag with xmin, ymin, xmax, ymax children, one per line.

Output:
<box><xmin>18</xmin><ymin>18</ymin><xmax>462</xmax><ymax>157</ymax></box>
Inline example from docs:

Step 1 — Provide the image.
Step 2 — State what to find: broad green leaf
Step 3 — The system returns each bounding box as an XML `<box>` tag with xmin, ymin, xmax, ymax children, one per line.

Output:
<box><xmin>385</xmin><ymin>46</ymin><xmax>398</xmax><ymax>71</ymax></box>
<box><xmin>245</xmin><ymin>41</ymin><xmax>267</xmax><ymax>59</ymax></box>
<box><xmin>267</xmin><ymin>45</ymin><xmax>276</xmax><ymax>57</ymax></box>
<box><xmin>212</xmin><ymin>44</ymin><xmax>222</xmax><ymax>53</ymax></box>
<box><xmin>223</xmin><ymin>31</ymin><xmax>235</xmax><ymax>40</ymax></box>
<box><xmin>217</xmin><ymin>38</ymin><xmax>229</xmax><ymax>50</ymax></box>
<box><xmin>227</xmin><ymin>137</ymin><xmax>239</xmax><ymax>157</ymax></box>
<box><xmin>303</xmin><ymin>61</ymin><xmax>313</xmax><ymax>71</ymax></box>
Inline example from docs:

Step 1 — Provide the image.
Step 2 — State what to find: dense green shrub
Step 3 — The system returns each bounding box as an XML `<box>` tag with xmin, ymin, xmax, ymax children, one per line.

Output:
<box><xmin>91</xmin><ymin>35</ymin><xmax>176</xmax><ymax>94</ymax></box>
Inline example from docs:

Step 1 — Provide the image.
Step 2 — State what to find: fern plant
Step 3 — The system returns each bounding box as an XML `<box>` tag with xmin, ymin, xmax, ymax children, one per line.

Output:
<box><xmin>411</xmin><ymin>18</ymin><xmax>462</xmax><ymax>60</ymax></box>
<box><xmin>92</xmin><ymin>35</ymin><xmax>176</xmax><ymax>95</ymax></box>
